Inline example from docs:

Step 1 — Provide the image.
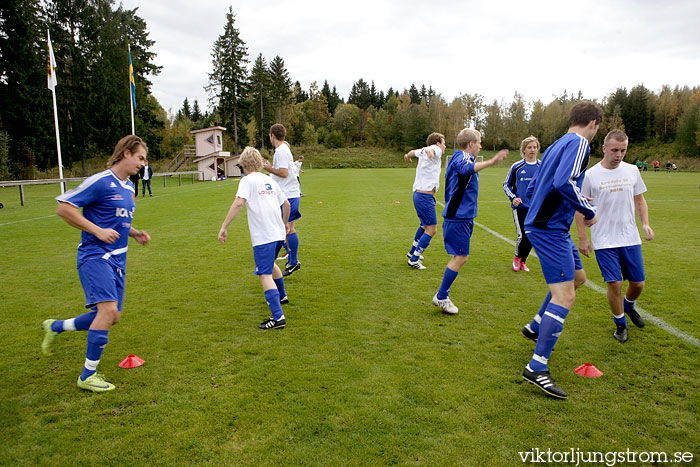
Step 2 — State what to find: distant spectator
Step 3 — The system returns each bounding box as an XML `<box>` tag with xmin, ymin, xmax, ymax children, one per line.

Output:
<box><xmin>642</xmin><ymin>161</ymin><xmax>648</xmax><ymax>172</ymax></box>
<box><xmin>666</xmin><ymin>161</ymin><xmax>671</xmax><ymax>172</ymax></box>
<box><xmin>653</xmin><ymin>160</ymin><xmax>660</xmax><ymax>172</ymax></box>
<box><xmin>129</xmin><ymin>173</ymin><xmax>140</xmax><ymax>196</ymax></box>
<box><xmin>140</xmin><ymin>160</ymin><xmax>153</xmax><ymax>196</ymax></box>
<box><xmin>672</xmin><ymin>163</ymin><xmax>678</xmax><ymax>172</ymax></box>
<box><xmin>635</xmin><ymin>160</ymin><xmax>642</xmax><ymax>171</ymax></box>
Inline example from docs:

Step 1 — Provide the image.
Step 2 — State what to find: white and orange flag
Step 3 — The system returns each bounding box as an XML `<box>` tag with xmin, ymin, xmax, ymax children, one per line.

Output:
<box><xmin>47</xmin><ymin>30</ymin><xmax>57</xmax><ymax>91</ymax></box>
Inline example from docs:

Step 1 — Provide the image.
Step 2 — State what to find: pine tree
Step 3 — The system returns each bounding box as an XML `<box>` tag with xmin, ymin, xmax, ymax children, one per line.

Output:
<box><xmin>249</xmin><ymin>53</ymin><xmax>271</xmax><ymax>148</ymax></box>
<box><xmin>206</xmin><ymin>7</ymin><xmax>249</xmax><ymax>154</ymax></box>
<box><xmin>0</xmin><ymin>0</ymin><xmax>52</xmax><ymax>177</ymax></box>
<box><xmin>268</xmin><ymin>55</ymin><xmax>292</xmax><ymax>123</ymax></box>
<box><xmin>192</xmin><ymin>99</ymin><xmax>203</xmax><ymax>122</ymax></box>
<box><xmin>181</xmin><ymin>97</ymin><xmax>191</xmax><ymax>120</ymax></box>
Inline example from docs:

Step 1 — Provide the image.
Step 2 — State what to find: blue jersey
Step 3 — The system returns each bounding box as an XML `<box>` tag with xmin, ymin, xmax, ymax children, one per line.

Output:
<box><xmin>56</xmin><ymin>169</ymin><xmax>136</xmax><ymax>269</ymax></box>
<box><xmin>442</xmin><ymin>150</ymin><xmax>479</xmax><ymax>221</ymax></box>
<box><xmin>524</xmin><ymin>133</ymin><xmax>596</xmax><ymax>232</ymax></box>
<box><xmin>503</xmin><ymin>159</ymin><xmax>540</xmax><ymax>209</ymax></box>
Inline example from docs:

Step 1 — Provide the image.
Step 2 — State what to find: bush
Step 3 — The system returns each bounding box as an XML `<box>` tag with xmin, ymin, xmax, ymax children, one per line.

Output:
<box><xmin>325</xmin><ymin>130</ymin><xmax>344</xmax><ymax>149</ymax></box>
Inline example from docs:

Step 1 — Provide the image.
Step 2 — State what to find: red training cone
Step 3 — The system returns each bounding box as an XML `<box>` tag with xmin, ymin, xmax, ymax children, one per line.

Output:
<box><xmin>118</xmin><ymin>354</ymin><xmax>145</xmax><ymax>369</ymax></box>
<box><xmin>395</xmin><ymin>201</ymin><xmax>400</xmax><ymax>204</ymax></box>
<box><xmin>574</xmin><ymin>363</ymin><xmax>603</xmax><ymax>378</ymax></box>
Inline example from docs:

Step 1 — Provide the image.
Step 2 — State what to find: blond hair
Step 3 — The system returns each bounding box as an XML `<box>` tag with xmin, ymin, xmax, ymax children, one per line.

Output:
<box><xmin>604</xmin><ymin>129</ymin><xmax>628</xmax><ymax>145</ymax></box>
<box><xmin>107</xmin><ymin>135</ymin><xmax>147</xmax><ymax>168</ymax></box>
<box><xmin>239</xmin><ymin>146</ymin><xmax>263</xmax><ymax>172</ymax></box>
<box><xmin>520</xmin><ymin>136</ymin><xmax>540</xmax><ymax>156</ymax></box>
<box><xmin>456</xmin><ymin>128</ymin><xmax>480</xmax><ymax>150</ymax></box>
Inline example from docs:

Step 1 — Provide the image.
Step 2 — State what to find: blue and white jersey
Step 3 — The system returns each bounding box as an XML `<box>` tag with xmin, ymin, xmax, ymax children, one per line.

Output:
<box><xmin>524</xmin><ymin>132</ymin><xmax>596</xmax><ymax>233</ymax></box>
<box><xmin>442</xmin><ymin>150</ymin><xmax>479</xmax><ymax>221</ymax></box>
<box><xmin>56</xmin><ymin>169</ymin><xmax>136</xmax><ymax>269</ymax></box>
<box><xmin>503</xmin><ymin>159</ymin><xmax>540</xmax><ymax>209</ymax></box>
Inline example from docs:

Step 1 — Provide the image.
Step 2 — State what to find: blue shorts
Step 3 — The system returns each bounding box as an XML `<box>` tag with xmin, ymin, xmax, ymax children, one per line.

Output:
<box><xmin>413</xmin><ymin>192</ymin><xmax>437</xmax><ymax>226</ymax></box>
<box><xmin>283</xmin><ymin>197</ymin><xmax>301</xmax><ymax>222</ymax></box>
<box><xmin>594</xmin><ymin>245</ymin><xmax>645</xmax><ymax>283</ymax></box>
<box><xmin>78</xmin><ymin>259</ymin><xmax>125</xmax><ymax>311</ymax></box>
<box><xmin>443</xmin><ymin>220</ymin><xmax>473</xmax><ymax>256</ymax></box>
<box><xmin>527</xmin><ymin>230</ymin><xmax>582</xmax><ymax>284</ymax></box>
<box><xmin>253</xmin><ymin>240</ymin><xmax>284</xmax><ymax>275</ymax></box>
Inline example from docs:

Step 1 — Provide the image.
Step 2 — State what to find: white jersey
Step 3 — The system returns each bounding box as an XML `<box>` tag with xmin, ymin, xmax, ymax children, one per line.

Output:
<box><xmin>235</xmin><ymin>172</ymin><xmax>288</xmax><ymax>247</ymax></box>
<box><xmin>412</xmin><ymin>144</ymin><xmax>443</xmax><ymax>192</ymax></box>
<box><xmin>271</xmin><ymin>144</ymin><xmax>301</xmax><ymax>198</ymax></box>
<box><xmin>581</xmin><ymin>161</ymin><xmax>647</xmax><ymax>250</ymax></box>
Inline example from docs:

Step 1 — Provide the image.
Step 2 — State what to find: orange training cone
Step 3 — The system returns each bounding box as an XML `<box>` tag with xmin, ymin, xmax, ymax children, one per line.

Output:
<box><xmin>574</xmin><ymin>363</ymin><xmax>603</xmax><ymax>378</ymax></box>
<box><xmin>118</xmin><ymin>354</ymin><xmax>145</xmax><ymax>369</ymax></box>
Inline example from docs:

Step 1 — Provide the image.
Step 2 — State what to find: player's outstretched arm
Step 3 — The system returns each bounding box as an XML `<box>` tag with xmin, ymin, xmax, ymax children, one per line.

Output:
<box><xmin>218</xmin><ymin>197</ymin><xmax>246</xmax><ymax>244</ymax></box>
<box><xmin>56</xmin><ymin>202</ymin><xmax>119</xmax><ymax>244</ymax></box>
<box><xmin>474</xmin><ymin>149</ymin><xmax>508</xmax><ymax>173</ymax></box>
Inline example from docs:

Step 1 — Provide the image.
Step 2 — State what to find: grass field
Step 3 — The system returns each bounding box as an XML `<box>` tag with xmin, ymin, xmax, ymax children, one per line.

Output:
<box><xmin>1</xmin><ymin>164</ymin><xmax>699</xmax><ymax>466</ymax></box>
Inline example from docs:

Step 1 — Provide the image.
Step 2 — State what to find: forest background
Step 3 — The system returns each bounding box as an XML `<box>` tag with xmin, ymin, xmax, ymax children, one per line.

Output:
<box><xmin>2</xmin><ymin>1</ymin><xmax>699</xmax><ymax>180</ymax></box>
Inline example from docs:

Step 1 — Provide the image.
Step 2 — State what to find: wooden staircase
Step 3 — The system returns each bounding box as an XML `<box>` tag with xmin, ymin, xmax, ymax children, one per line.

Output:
<box><xmin>167</xmin><ymin>145</ymin><xmax>196</xmax><ymax>172</ymax></box>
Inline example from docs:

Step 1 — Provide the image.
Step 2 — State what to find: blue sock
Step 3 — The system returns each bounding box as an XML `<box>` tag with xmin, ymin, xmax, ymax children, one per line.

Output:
<box><xmin>51</xmin><ymin>311</ymin><xmax>97</xmax><ymax>333</ymax></box>
<box><xmin>613</xmin><ymin>313</ymin><xmax>627</xmax><ymax>327</ymax></box>
<box><xmin>80</xmin><ymin>329</ymin><xmax>109</xmax><ymax>381</ymax></box>
<box><xmin>529</xmin><ymin>292</ymin><xmax>552</xmax><ymax>334</ymax></box>
<box><xmin>529</xmin><ymin>303</ymin><xmax>569</xmax><ymax>372</ymax></box>
<box><xmin>437</xmin><ymin>267</ymin><xmax>459</xmax><ymax>300</ymax></box>
<box><xmin>623</xmin><ymin>297</ymin><xmax>636</xmax><ymax>312</ymax></box>
<box><xmin>411</xmin><ymin>233</ymin><xmax>433</xmax><ymax>262</ymax></box>
<box><xmin>287</xmin><ymin>233</ymin><xmax>299</xmax><ymax>265</ymax></box>
<box><xmin>409</xmin><ymin>227</ymin><xmax>425</xmax><ymax>255</ymax></box>
<box><xmin>274</xmin><ymin>277</ymin><xmax>287</xmax><ymax>298</ymax></box>
<box><xmin>264</xmin><ymin>289</ymin><xmax>284</xmax><ymax>321</ymax></box>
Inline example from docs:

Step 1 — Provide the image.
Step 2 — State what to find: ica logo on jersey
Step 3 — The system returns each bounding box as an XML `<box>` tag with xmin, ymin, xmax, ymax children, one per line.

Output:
<box><xmin>115</xmin><ymin>207</ymin><xmax>134</xmax><ymax>218</ymax></box>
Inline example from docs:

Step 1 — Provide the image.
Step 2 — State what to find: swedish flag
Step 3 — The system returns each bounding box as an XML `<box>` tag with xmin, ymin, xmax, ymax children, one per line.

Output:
<box><xmin>128</xmin><ymin>47</ymin><xmax>136</xmax><ymax>108</ymax></box>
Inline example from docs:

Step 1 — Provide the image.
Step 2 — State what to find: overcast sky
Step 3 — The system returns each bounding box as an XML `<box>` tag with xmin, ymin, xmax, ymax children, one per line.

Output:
<box><xmin>120</xmin><ymin>0</ymin><xmax>700</xmax><ymax>116</ymax></box>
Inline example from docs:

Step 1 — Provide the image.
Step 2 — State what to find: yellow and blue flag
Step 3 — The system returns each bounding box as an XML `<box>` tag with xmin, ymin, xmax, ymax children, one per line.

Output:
<box><xmin>128</xmin><ymin>47</ymin><xmax>136</xmax><ymax>108</ymax></box>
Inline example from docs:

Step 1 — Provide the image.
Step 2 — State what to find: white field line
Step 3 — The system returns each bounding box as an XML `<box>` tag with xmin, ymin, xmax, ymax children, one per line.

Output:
<box><xmin>436</xmin><ymin>200</ymin><xmax>700</xmax><ymax>349</ymax></box>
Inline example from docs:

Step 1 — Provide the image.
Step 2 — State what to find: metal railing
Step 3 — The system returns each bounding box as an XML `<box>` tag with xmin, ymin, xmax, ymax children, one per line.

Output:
<box><xmin>0</xmin><ymin>171</ymin><xmax>202</xmax><ymax>206</ymax></box>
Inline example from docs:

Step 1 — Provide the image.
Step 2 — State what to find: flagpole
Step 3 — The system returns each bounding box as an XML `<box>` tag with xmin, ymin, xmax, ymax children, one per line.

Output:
<box><xmin>129</xmin><ymin>44</ymin><xmax>135</xmax><ymax>135</ymax></box>
<box><xmin>52</xmin><ymin>88</ymin><xmax>65</xmax><ymax>193</ymax></box>
<box><xmin>47</xmin><ymin>29</ymin><xmax>65</xmax><ymax>194</ymax></box>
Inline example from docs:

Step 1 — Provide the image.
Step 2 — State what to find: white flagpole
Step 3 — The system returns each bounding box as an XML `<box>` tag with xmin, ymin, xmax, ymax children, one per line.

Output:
<box><xmin>129</xmin><ymin>44</ymin><xmax>135</xmax><ymax>135</ymax></box>
<box><xmin>47</xmin><ymin>30</ymin><xmax>65</xmax><ymax>193</ymax></box>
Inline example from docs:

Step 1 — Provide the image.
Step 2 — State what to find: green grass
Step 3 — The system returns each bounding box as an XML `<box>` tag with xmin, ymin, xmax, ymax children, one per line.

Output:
<box><xmin>1</xmin><ymin>165</ymin><xmax>699</xmax><ymax>466</ymax></box>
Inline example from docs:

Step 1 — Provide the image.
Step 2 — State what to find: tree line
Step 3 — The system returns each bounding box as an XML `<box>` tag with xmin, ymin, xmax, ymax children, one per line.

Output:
<box><xmin>2</xmin><ymin>3</ymin><xmax>699</xmax><ymax>180</ymax></box>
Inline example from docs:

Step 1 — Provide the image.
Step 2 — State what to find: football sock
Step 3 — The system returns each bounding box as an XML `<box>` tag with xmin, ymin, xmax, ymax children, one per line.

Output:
<box><xmin>51</xmin><ymin>311</ymin><xmax>97</xmax><ymax>333</ymax></box>
<box><xmin>410</xmin><ymin>232</ymin><xmax>433</xmax><ymax>262</ymax></box>
<box><xmin>529</xmin><ymin>291</ymin><xmax>552</xmax><ymax>334</ymax></box>
<box><xmin>409</xmin><ymin>227</ymin><xmax>425</xmax><ymax>255</ymax></box>
<box><xmin>529</xmin><ymin>303</ymin><xmax>569</xmax><ymax>372</ymax></box>
<box><xmin>437</xmin><ymin>267</ymin><xmax>459</xmax><ymax>300</ymax></box>
<box><xmin>623</xmin><ymin>297</ymin><xmax>636</xmax><ymax>312</ymax></box>
<box><xmin>274</xmin><ymin>277</ymin><xmax>287</xmax><ymax>298</ymax></box>
<box><xmin>80</xmin><ymin>329</ymin><xmax>109</xmax><ymax>381</ymax></box>
<box><xmin>613</xmin><ymin>313</ymin><xmax>627</xmax><ymax>327</ymax></box>
<box><xmin>264</xmin><ymin>289</ymin><xmax>284</xmax><ymax>321</ymax></box>
<box><xmin>287</xmin><ymin>233</ymin><xmax>299</xmax><ymax>265</ymax></box>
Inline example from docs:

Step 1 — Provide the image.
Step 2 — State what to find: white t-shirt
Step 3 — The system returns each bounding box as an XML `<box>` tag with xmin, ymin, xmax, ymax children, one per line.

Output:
<box><xmin>581</xmin><ymin>161</ymin><xmax>647</xmax><ymax>250</ymax></box>
<box><xmin>235</xmin><ymin>172</ymin><xmax>287</xmax><ymax>247</ymax></box>
<box><xmin>271</xmin><ymin>144</ymin><xmax>301</xmax><ymax>198</ymax></box>
<box><xmin>412</xmin><ymin>145</ymin><xmax>443</xmax><ymax>192</ymax></box>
